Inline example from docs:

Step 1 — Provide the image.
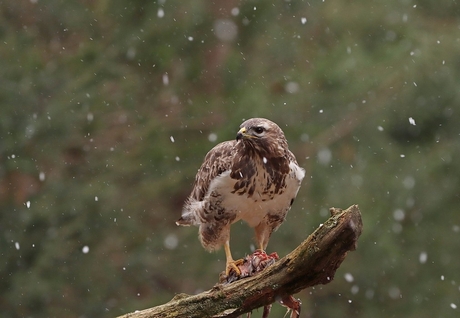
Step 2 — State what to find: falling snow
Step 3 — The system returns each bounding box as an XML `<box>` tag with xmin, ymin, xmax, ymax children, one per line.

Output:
<box><xmin>408</xmin><ymin>117</ymin><xmax>416</xmax><ymax>125</ymax></box>
<box><xmin>388</xmin><ymin>287</ymin><xmax>401</xmax><ymax>299</ymax></box>
<box><xmin>82</xmin><ymin>246</ymin><xmax>89</xmax><ymax>254</ymax></box>
<box><xmin>392</xmin><ymin>223</ymin><xmax>402</xmax><ymax>234</ymax></box>
<box><xmin>214</xmin><ymin>19</ymin><xmax>238</xmax><ymax>42</ymax></box>
<box><xmin>393</xmin><ymin>209</ymin><xmax>405</xmax><ymax>221</ymax></box>
<box><xmin>126</xmin><ymin>47</ymin><xmax>136</xmax><ymax>59</ymax></box>
<box><xmin>402</xmin><ymin>176</ymin><xmax>415</xmax><ymax>189</ymax></box>
<box><xmin>419</xmin><ymin>252</ymin><xmax>428</xmax><ymax>264</ymax></box>
<box><xmin>163</xmin><ymin>73</ymin><xmax>169</xmax><ymax>85</ymax></box>
<box><xmin>344</xmin><ymin>273</ymin><xmax>354</xmax><ymax>283</ymax></box>
<box><xmin>300</xmin><ymin>133</ymin><xmax>309</xmax><ymax>142</ymax></box>
<box><xmin>164</xmin><ymin>234</ymin><xmax>178</xmax><ymax>250</ymax></box>
<box><xmin>15</xmin><ymin>242</ymin><xmax>20</xmax><ymax>250</ymax></box>
<box><xmin>208</xmin><ymin>133</ymin><xmax>217</xmax><ymax>142</ymax></box>
<box><xmin>351</xmin><ymin>285</ymin><xmax>359</xmax><ymax>295</ymax></box>
<box><xmin>170</xmin><ymin>136</ymin><xmax>175</xmax><ymax>143</ymax></box>
<box><xmin>285</xmin><ymin>81</ymin><xmax>299</xmax><ymax>94</ymax></box>
<box><xmin>317</xmin><ymin>148</ymin><xmax>332</xmax><ymax>165</ymax></box>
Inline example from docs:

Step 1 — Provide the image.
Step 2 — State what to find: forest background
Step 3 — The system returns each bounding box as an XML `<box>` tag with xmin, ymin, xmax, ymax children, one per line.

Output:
<box><xmin>1</xmin><ymin>0</ymin><xmax>460</xmax><ymax>317</ymax></box>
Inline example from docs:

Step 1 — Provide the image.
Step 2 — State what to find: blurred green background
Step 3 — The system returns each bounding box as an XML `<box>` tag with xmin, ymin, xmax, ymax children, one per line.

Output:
<box><xmin>1</xmin><ymin>0</ymin><xmax>459</xmax><ymax>317</ymax></box>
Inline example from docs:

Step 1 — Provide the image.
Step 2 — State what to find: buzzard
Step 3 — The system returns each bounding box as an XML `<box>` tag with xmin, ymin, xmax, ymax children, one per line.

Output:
<box><xmin>177</xmin><ymin>118</ymin><xmax>305</xmax><ymax>276</ymax></box>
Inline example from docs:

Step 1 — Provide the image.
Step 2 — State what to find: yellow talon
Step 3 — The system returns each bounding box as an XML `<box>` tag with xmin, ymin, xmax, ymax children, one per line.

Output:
<box><xmin>224</xmin><ymin>240</ymin><xmax>243</xmax><ymax>276</ymax></box>
<box><xmin>226</xmin><ymin>258</ymin><xmax>244</xmax><ymax>276</ymax></box>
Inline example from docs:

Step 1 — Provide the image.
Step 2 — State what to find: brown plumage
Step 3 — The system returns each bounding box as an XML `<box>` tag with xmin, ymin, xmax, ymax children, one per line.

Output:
<box><xmin>177</xmin><ymin>118</ymin><xmax>305</xmax><ymax>275</ymax></box>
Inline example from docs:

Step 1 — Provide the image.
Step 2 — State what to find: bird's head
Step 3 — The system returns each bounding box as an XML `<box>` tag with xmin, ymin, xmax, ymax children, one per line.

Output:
<box><xmin>236</xmin><ymin>118</ymin><xmax>288</xmax><ymax>157</ymax></box>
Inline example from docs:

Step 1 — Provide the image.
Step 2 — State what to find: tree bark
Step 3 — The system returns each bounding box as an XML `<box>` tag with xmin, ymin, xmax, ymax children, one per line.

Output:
<box><xmin>117</xmin><ymin>205</ymin><xmax>363</xmax><ymax>318</ymax></box>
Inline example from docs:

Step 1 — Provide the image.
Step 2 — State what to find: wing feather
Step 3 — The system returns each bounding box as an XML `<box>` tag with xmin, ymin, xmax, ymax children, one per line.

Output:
<box><xmin>177</xmin><ymin>140</ymin><xmax>236</xmax><ymax>225</ymax></box>
<box><xmin>189</xmin><ymin>140</ymin><xmax>236</xmax><ymax>201</ymax></box>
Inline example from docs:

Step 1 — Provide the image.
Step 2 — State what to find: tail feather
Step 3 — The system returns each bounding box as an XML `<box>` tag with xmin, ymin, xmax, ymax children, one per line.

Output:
<box><xmin>176</xmin><ymin>199</ymin><xmax>201</xmax><ymax>226</ymax></box>
<box><xmin>176</xmin><ymin>212</ymin><xmax>196</xmax><ymax>226</ymax></box>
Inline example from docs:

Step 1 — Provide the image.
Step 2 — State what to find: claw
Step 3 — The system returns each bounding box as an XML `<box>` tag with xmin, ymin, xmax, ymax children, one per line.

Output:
<box><xmin>226</xmin><ymin>258</ymin><xmax>244</xmax><ymax>276</ymax></box>
<box><xmin>279</xmin><ymin>295</ymin><xmax>301</xmax><ymax>318</ymax></box>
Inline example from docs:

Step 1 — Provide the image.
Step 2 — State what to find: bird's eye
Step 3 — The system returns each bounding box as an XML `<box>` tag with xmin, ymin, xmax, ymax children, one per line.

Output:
<box><xmin>253</xmin><ymin>127</ymin><xmax>265</xmax><ymax>134</ymax></box>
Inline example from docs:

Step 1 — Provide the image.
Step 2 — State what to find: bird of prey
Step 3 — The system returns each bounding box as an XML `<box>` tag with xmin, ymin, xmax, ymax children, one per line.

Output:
<box><xmin>177</xmin><ymin>118</ymin><xmax>305</xmax><ymax>276</ymax></box>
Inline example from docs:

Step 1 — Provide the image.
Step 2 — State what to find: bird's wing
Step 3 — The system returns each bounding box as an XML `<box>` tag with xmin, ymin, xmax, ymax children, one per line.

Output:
<box><xmin>189</xmin><ymin>140</ymin><xmax>237</xmax><ymax>201</ymax></box>
<box><xmin>177</xmin><ymin>140</ymin><xmax>236</xmax><ymax>226</ymax></box>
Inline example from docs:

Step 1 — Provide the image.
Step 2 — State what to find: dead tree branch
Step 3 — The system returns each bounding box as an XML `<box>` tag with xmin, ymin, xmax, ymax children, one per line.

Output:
<box><xmin>117</xmin><ymin>205</ymin><xmax>363</xmax><ymax>318</ymax></box>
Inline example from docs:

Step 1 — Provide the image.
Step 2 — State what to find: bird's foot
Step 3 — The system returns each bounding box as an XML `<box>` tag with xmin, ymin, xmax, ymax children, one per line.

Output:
<box><xmin>221</xmin><ymin>250</ymin><xmax>279</xmax><ymax>284</ymax></box>
<box><xmin>279</xmin><ymin>295</ymin><xmax>301</xmax><ymax>318</ymax></box>
<box><xmin>226</xmin><ymin>258</ymin><xmax>244</xmax><ymax>277</ymax></box>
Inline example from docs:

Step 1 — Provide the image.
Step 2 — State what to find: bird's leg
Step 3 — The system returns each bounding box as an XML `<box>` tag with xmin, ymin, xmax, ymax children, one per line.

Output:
<box><xmin>257</xmin><ymin>242</ymin><xmax>266</xmax><ymax>253</ymax></box>
<box><xmin>224</xmin><ymin>240</ymin><xmax>243</xmax><ymax>276</ymax></box>
<box><xmin>254</xmin><ymin>223</ymin><xmax>269</xmax><ymax>254</ymax></box>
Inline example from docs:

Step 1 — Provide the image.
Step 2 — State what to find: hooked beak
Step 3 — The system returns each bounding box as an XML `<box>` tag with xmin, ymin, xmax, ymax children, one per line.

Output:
<box><xmin>236</xmin><ymin>127</ymin><xmax>246</xmax><ymax>141</ymax></box>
